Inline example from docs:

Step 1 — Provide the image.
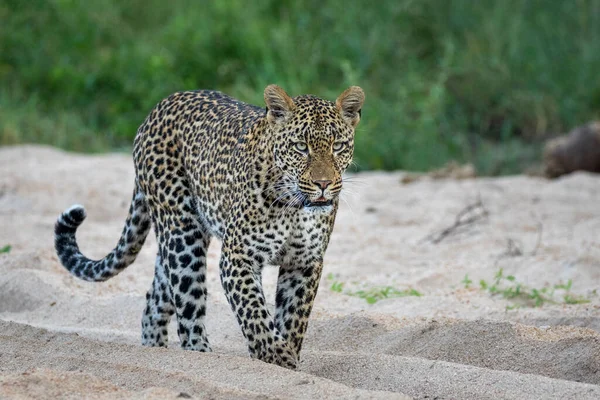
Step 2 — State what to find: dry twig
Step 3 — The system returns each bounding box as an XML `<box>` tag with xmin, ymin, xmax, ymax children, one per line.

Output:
<box><xmin>423</xmin><ymin>196</ymin><xmax>489</xmax><ymax>244</ymax></box>
<box><xmin>494</xmin><ymin>221</ymin><xmax>543</xmax><ymax>266</ymax></box>
<box><xmin>530</xmin><ymin>221</ymin><xmax>543</xmax><ymax>256</ymax></box>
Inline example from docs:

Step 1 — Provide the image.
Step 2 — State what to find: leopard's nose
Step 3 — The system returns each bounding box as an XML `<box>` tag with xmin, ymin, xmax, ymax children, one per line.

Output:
<box><xmin>313</xmin><ymin>179</ymin><xmax>332</xmax><ymax>190</ymax></box>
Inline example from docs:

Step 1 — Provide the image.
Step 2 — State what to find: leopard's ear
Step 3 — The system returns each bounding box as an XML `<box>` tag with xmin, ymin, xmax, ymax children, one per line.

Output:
<box><xmin>264</xmin><ymin>84</ymin><xmax>294</xmax><ymax>124</ymax></box>
<box><xmin>336</xmin><ymin>86</ymin><xmax>365</xmax><ymax>127</ymax></box>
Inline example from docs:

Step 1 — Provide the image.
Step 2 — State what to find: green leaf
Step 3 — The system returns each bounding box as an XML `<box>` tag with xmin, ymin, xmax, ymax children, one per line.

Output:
<box><xmin>330</xmin><ymin>281</ymin><xmax>344</xmax><ymax>293</ymax></box>
<box><xmin>461</xmin><ymin>274</ymin><xmax>473</xmax><ymax>288</ymax></box>
<box><xmin>564</xmin><ymin>294</ymin><xmax>590</xmax><ymax>305</ymax></box>
<box><xmin>494</xmin><ymin>268</ymin><xmax>504</xmax><ymax>283</ymax></box>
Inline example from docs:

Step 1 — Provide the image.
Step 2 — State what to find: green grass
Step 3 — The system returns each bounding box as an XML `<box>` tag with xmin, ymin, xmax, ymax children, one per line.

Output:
<box><xmin>0</xmin><ymin>90</ymin><xmax>115</xmax><ymax>152</ymax></box>
<box><xmin>0</xmin><ymin>245</ymin><xmax>11</xmax><ymax>254</ymax></box>
<box><xmin>2</xmin><ymin>0</ymin><xmax>600</xmax><ymax>173</ymax></box>
<box><xmin>326</xmin><ymin>269</ymin><xmax>593</xmax><ymax>307</ymax></box>
<box><xmin>464</xmin><ymin>269</ymin><xmax>593</xmax><ymax>309</ymax></box>
<box><xmin>326</xmin><ymin>273</ymin><xmax>422</xmax><ymax>304</ymax></box>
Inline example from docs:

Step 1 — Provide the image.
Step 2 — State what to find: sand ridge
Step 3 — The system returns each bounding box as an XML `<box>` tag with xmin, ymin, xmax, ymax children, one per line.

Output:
<box><xmin>1</xmin><ymin>145</ymin><xmax>599</xmax><ymax>399</ymax></box>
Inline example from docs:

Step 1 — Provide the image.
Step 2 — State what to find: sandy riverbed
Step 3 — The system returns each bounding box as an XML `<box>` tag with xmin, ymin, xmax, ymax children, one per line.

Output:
<box><xmin>1</xmin><ymin>145</ymin><xmax>599</xmax><ymax>399</ymax></box>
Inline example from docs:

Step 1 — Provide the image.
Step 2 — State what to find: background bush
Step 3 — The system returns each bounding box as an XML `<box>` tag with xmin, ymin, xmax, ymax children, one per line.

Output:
<box><xmin>2</xmin><ymin>0</ymin><xmax>600</xmax><ymax>174</ymax></box>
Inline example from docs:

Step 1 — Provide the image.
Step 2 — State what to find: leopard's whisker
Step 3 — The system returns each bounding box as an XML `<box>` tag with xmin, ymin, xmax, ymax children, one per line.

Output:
<box><xmin>281</xmin><ymin>191</ymin><xmax>302</xmax><ymax>217</ymax></box>
<box><xmin>269</xmin><ymin>191</ymin><xmax>291</xmax><ymax>212</ymax></box>
<box><xmin>341</xmin><ymin>177</ymin><xmax>367</xmax><ymax>186</ymax></box>
<box><xmin>340</xmin><ymin>188</ymin><xmax>359</xmax><ymax>197</ymax></box>
<box><xmin>339</xmin><ymin>192</ymin><xmax>357</xmax><ymax>223</ymax></box>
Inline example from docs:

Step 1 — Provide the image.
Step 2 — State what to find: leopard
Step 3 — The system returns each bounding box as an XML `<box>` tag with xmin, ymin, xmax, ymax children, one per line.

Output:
<box><xmin>54</xmin><ymin>84</ymin><xmax>365</xmax><ymax>369</ymax></box>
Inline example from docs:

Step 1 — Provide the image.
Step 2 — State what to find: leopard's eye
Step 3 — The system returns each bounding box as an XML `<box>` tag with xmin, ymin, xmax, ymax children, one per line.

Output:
<box><xmin>294</xmin><ymin>142</ymin><xmax>309</xmax><ymax>154</ymax></box>
<box><xmin>333</xmin><ymin>141</ymin><xmax>345</xmax><ymax>152</ymax></box>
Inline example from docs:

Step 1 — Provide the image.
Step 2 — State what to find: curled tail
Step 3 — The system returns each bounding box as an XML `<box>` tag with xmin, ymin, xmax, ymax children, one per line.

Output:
<box><xmin>54</xmin><ymin>186</ymin><xmax>152</xmax><ymax>282</ymax></box>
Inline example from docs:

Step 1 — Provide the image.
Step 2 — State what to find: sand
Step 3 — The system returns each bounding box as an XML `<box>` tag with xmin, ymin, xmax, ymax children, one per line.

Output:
<box><xmin>1</xmin><ymin>145</ymin><xmax>599</xmax><ymax>399</ymax></box>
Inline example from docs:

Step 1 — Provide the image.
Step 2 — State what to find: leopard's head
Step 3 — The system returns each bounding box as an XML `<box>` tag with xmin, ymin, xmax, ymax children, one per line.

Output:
<box><xmin>265</xmin><ymin>84</ymin><xmax>364</xmax><ymax>210</ymax></box>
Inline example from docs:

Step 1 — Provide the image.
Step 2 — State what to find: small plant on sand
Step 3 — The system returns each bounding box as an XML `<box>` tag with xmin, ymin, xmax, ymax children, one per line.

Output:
<box><xmin>461</xmin><ymin>274</ymin><xmax>473</xmax><ymax>289</ymax></box>
<box><xmin>0</xmin><ymin>245</ymin><xmax>11</xmax><ymax>254</ymax></box>
<box><xmin>476</xmin><ymin>268</ymin><xmax>591</xmax><ymax>309</ymax></box>
<box><xmin>326</xmin><ymin>273</ymin><xmax>422</xmax><ymax>304</ymax></box>
<box><xmin>330</xmin><ymin>278</ymin><xmax>344</xmax><ymax>293</ymax></box>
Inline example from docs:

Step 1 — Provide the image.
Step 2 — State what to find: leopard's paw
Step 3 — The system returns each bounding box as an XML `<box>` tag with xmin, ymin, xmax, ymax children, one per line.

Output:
<box><xmin>254</xmin><ymin>337</ymin><xmax>298</xmax><ymax>370</ymax></box>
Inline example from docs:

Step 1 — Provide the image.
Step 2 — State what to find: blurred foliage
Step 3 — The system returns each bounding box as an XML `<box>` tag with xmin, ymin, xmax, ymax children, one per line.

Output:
<box><xmin>1</xmin><ymin>0</ymin><xmax>600</xmax><ymax>174</ymax></box>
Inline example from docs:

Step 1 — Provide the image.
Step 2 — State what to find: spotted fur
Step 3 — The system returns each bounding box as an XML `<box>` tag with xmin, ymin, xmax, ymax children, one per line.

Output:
<box><xmin>54</xmin><ymin>85</ymin><xmax>365</xmax><ymax>369</ymax></box>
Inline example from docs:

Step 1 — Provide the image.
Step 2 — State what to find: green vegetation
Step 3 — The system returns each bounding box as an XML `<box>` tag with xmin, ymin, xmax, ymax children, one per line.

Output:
<box><xmin>461</xmin><ymin>274</ymin><xmax>473</xmax><ymax>289</ymax></box>
<box><xmin>464</xmin><ymin>269</ymin><xmax>593</xmax><ymax>309</ymax></box>
<box><xmin>327</xmin><ymin>269</ymin><xmax>593</xmax><ymax>307</ymax></box>
<box><xmin>327</xmin><ymin>273</ymin><xmax>422</xmax><ymax>304</ymax></box>
<box><xmin>0</xmin><ymin>245</ymin><xmax>11</xmax><ymax>254</ymax></box>
<box><xmin>2</xmin><ymin>0</ymin><xmax>600</xmax><ymax>173</ymax></box>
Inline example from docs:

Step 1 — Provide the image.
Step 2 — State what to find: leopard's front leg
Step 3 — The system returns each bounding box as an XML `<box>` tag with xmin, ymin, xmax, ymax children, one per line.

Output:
<box><xmin>219</xmin><ymin>244</ymin><xmax>297</xmax><ymax>369</ymax></box>
<box><xmin>274</xmin><ymin>262</ymin><xmax>323</xmax><ymax>358</ymax></box>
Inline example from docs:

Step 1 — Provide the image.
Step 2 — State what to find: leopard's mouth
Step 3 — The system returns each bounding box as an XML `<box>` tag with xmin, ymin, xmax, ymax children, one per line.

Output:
<box><xmin>303</xmin><ymin>197</ymin><xmax>333</xmax><ymax>208</ymax></box>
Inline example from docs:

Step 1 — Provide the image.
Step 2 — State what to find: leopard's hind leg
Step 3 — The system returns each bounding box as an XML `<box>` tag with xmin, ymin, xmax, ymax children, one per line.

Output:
<box><xmin>141</xmin><ymin>253</ymin><xmax>174</xmax><ymax>347</ymax></box>
<box><xmin>134</xmin><ymin>129</ymin><xmax>212</xmax><ymax>351</ymax></box>
<box><xmin>147</xmin><ymin>199</ymin><xmax>212</xmax><ymax>352</ymax></box>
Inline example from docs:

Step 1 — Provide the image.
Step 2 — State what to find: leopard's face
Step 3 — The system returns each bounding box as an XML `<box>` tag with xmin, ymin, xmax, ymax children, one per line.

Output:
<box><xmin>265</xmin><ymin>86</ymin><xmax>364</xmax><ymax>210</ymax></box>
